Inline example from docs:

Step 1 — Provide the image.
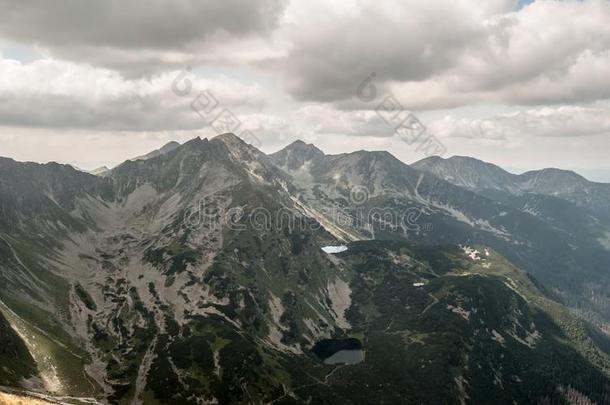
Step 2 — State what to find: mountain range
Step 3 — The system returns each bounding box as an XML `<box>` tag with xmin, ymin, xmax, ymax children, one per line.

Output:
<box><xmin>0</xmin><ymin>134</ymin><xmax>609</xmax><ymax>404</ymax></box>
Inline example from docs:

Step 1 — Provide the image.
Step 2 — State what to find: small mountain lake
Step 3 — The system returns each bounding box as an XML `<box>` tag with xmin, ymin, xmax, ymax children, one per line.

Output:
<box><xmin>312</xmin><ymin>338</ymin><xmax>365</xmax><ymax>365</ymax></box>
<box><xmin>323</xmin><ymin>349</ymin><xmax>364</xmax><ymax>365</ymax></box>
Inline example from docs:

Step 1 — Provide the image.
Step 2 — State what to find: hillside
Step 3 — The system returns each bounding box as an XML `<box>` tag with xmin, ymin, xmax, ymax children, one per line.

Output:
<box><xmin>0</xmin><ymin>135</ymin><xmax>609</xmax><ymax>403</ymax></box>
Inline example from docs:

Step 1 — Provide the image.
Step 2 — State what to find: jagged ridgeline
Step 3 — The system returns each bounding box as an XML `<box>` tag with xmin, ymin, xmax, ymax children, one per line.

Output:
<box><xmin>0</xmin><ymin>134</ymin><xmax>609</xmax><ymax>404</ymax></box>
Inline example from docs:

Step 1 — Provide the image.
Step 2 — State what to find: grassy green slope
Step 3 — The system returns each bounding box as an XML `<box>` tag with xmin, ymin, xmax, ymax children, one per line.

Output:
<box><xmin>0</xmin><ymin>310</ymin><xmax>37</xmax><ymax>386</ymax></box>
<box><xmin>316</xmin><ymin>241</ymin><xmax>610</xmax><ymax>404</ymax></box>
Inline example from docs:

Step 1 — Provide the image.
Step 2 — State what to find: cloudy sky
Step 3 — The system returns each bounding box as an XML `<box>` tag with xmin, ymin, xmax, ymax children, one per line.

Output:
<box><xmin>1</xmin><ymin>0</ymin><xmax>610</xmax><ymax>180</ymax></box>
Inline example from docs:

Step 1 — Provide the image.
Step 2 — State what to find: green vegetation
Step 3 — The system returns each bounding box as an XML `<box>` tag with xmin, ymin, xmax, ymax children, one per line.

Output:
<box><xmin>143</xmin><ymin>241</ymin><xmax>199</xmax><ymax>275</ymax></box>
<box><xmin>74</xmin><ymin>283</ymin><xmax>97</xmax><ymax>311</ymax></box>
<box><xmin>2</xmin><ymin>139</ymin><xmax>610</xmax><ymax>404</ymax></box>
<box><xmin>0</xmin><ymin>311</ymin><xmax>37</xmax><ymax>385</ymax></box>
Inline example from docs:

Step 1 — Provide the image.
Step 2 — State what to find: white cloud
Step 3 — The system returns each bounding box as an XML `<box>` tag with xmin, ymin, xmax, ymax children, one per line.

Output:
<box><xmin>0</xmin><ymin>58</ymin><xmax>269</xmax><ymax>130</ymax></box>
<box><xmin>1</xmin><ymin>0</ymin><xmax>610</xmax><ymax>174</ymax></box>
<box><xmin>292</xmin><ymin>105</ymin><xmax>392</xmax><ymax>137</ymax></box>
<box><xmin>0</xmin><ymin>128</ymin><xmax>205</xmax><ymax>169</ymax></box>
<box><xmin>387</xmin><ymin>0</ymin><xmax>610</xmax><ymax>108</ymax></box>
<box><xmin>0</xmin><ymin>0</ymin><xmax>286</xmax><ymax>75</ymax></box>
<box><xmin>429</xmin><ymin>106</ymin><xmax>610</xmax><ymax>140</ymax></box>
<box><xmin>271</xmin><ymin>0</ymin><xmax>610</xmax><ymax>110</ymax></box>
<box><xmin>279</xmin><ymin>0</ymin><xmax>489</xmax><ymax>102</ymax></box>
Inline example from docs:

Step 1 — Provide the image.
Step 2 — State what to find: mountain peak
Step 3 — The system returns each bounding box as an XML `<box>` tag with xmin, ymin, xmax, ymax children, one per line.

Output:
<box><xmin>413</xmin><ymin>154</ymin><xmax>506</xmax><ymax>173</ymax></box>
<box><xmin>270</xmin><ymin>140</ymin><xmax>325</xmax><ymax>171</ymax></box>
<box><xmin>211</xmin><ymin>133</ymin><xmax>268</xmax><ymax>157</ymax></box>
<box><xmin>212</xmin><ymin>132</ymin><xmax>246</xmax><ymax>146</ymax></box>
<box><xmin>284</xmin><ymin>140</ymin><xmax>325</xmax><ymax>156</ymax></box>
<box><xmin>158</xmin><ymin>140</ymin><xmax>180</xmax><ymax>153</ymax></box>
<box><xmin>415</xmin><ymin>155</ymin><xmax>444</xmax><ymax>165</ymax></box>
<box><xmin>131</xmin><ymin>140</ymin><xmax>181</xmax><ymax>161</ymax></box>
<box><xmin>518</xmin><ymin>168</ymin><xmax>590</xmax><ymax>192</ymax></box>
<box><xmin>413</xmin><ymin>154</ymin><xmax>519</xmax><ymax>192</ymax></box>
<box><xmin>522</xmin><ymin>167</ymin><xmax>586</xmax><ymax>181</ymax></box>
<box><xmin>89</xmin><ymin>166</ymin><xmax>110</xmax><ymax>176</ymax></box>
<box><xmin>447</xmin><ymin>155</ymin><xmax>487</xmax><ymax>164</ymax></box>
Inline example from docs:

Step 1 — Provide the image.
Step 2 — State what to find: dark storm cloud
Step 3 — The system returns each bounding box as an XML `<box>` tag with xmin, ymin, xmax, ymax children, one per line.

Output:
<box><xmin>282</xmin><ymin>1</ymin><xmax>483</xmax><ymax>103</ymax></box>
<box><xmin>0</xmin><ymin>0</ymin><xmax>285</xmax><ymax>49</ymax></box>
<box><xmin>280</xmin><ymin>0</ymin><xmax>610</xmax><ymax>109</ymax></box>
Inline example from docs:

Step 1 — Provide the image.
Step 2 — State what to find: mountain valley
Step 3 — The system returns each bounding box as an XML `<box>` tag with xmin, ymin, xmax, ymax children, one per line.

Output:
<box><xmin>0</xmin><ymin>135</ymin><xmax>609</xmax><ymax>404</ymax></box>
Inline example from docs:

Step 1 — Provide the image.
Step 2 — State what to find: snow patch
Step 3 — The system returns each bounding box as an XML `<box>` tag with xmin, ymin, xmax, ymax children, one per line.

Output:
<box><xmin>460</xmin><ymin>245</ymin><xmax>481</xmax><ymax>260</ymax></box>
<box><xmin>447</xmin><ymin>304</ymin><xmax>471</xmax><ymax>321</ymax></box>
<box><xmin>321</xmin><ymin>245</ymin><xmax>348</xmax><ymax>254</ymax></box>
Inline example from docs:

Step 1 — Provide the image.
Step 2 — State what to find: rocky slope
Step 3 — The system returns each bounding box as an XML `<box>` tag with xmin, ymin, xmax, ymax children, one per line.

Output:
<box><xmin>413</xmin><ymin>155</ymin><xmax>610</xmax><ymax>217</ymax></box>
<box><xmin>272</xmin><ymin>143</ymin><xmax>610</xmax><ymax>323</ymax></box>
<box><xmin>414</xmin><ymin>155</ymin><xmax>610</xmax><ymax>321</ymax></box>
<box><xmin>0</xmin><ymin>135</ymin><xmax>609</xmax><ymax>404</ymax></box>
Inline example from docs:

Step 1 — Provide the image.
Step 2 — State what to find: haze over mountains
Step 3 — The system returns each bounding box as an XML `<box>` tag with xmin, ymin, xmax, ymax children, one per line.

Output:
<box><xmin>0</xmin><ymin>134</ymin><xmax>609</xmax><ymax>404</ymax></box>
<box><xmin>414</xmin><ymin>155</ymin><xmax>610</xmax><ymax>209</ymax></box>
